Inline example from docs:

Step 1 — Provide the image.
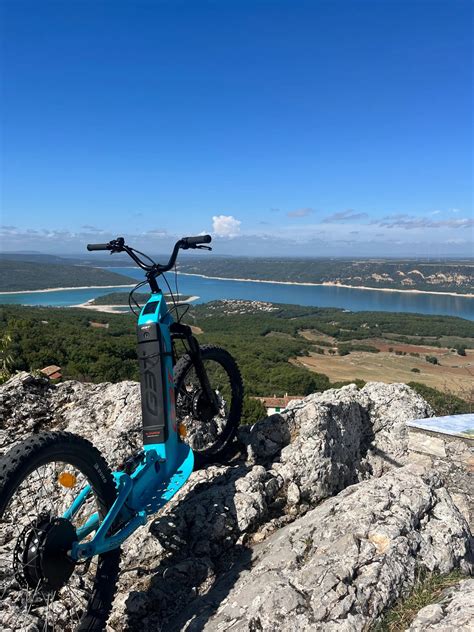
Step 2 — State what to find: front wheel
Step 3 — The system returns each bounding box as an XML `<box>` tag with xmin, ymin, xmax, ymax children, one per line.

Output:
<box><xmin>0</xmin><ymin>431</ymin><xmax>120</xmax><ymax>632</ymax></box>
<box><xmin>174</xmin><ymin>345</ymin><xmax>244</xmax><ymax>467</ymax></box>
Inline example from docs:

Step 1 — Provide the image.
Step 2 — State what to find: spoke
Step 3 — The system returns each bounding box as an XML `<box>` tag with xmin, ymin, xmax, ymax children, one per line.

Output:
<box><xmin>43</xmin><ymin>590</ymin><xmax>52</xmax><ymax>632</ymax></box>
<box><xmin>8</xmin><ymin>587</ymin><xmax>29</xmax><ymax>632</ymax></box>
<box><xmin>0</xmin><ymin>458</ymin><xmax>104</xmax><ymax>632</ymax></box>
<box><xmin>64</xmin><ymin>584</ymin><xmax>82</xmax><ymax>628</ymax></box>
<box><xmin>24</xmin><ymin>579</ymin><xmax>43</xmax><ymax>618</ymax></box>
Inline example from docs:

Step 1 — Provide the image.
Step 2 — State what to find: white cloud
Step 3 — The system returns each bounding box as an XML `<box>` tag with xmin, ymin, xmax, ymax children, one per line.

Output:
<box><xmin>212</xmin><ymin>215</ymin><xmax>241</xmax><ymax>237</ymax></box>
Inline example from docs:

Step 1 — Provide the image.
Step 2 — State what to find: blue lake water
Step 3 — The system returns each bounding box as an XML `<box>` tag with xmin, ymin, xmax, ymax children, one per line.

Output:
<box><xmin>1</xmin><ymin>266</ymin><xmax>473</xmax><ymax>321</ymax></box>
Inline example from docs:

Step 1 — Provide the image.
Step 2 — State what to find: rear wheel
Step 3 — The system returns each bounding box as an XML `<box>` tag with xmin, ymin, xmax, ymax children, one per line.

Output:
<box><xmin>174</xmin><ymin>345</ymin><xmax>243</xmax><ymax>467</ymax></box>
<box><xmin>0</xmin><ymin>432</ymin><xmax>120</xmax><ymax>632</ymax></box>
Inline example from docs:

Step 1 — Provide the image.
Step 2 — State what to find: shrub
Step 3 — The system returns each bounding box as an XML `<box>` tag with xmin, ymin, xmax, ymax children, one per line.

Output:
<box><xmin>408</xmin><ymin>382</ymin><xmax>471</xmax><ymax>415</ymax></box>
<box><xmin>349</xmin><ymin>344</ymin><xmax>380</xmax><ymax>353</ymax></box>
<box><xmin>240</xmin><ymin>396</ymin><xmax>267</xmax><ymax>425</ymax></box>
<box><xmin>411</xmin><ymin>368</ymin><xmax>420</xmax><ymax>373</ymax></box>
<box><xmin>425</xmin><ymin>355</ymin><xmax>438</xmax><ymax>365</ymax></box>
<box><xmin>312</xmin><ymin>339</ymin><xmax>333</xmax><ymax>347</ymax></box>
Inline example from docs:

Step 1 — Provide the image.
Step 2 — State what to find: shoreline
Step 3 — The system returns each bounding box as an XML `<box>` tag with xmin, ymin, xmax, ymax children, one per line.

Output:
<box><xmin>0</xmin><ymin>275</ymin><xmax>473</xmax><ymax>299</ymax></box>
<box><xmin>74</xmin><ymin>295</ymin><xmax>200</xmax><ymax>313</ymax></box>
<box><xmin>176</xmin><ymin>272</ymin><xmax>474</xmax><ymax>298</ymax></box>
<box><xmin>0</xmin><ymin>283</ymin><xmax>135</xmax><ymax>295</ymax></box>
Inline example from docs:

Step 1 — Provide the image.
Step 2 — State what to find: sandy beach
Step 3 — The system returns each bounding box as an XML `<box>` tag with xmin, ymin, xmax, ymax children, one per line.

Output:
<box><xmin>1</xmin><ymin>275</ymin><xmax>472</xmax><ymax>299</ymax></box>
<box><xmin>74</xmin><ymin>295</ymin><xmax>200</xmax><ymax>313</ymax></box>
<box><xmin>176</xmin><ymin>272</ymin><xmax>474</xmax><ymax>298</ymax></box>
<box><xmin>0</xmin><ymin>283</ymin><xmax>135</xmax><ymax>295</ymax></box>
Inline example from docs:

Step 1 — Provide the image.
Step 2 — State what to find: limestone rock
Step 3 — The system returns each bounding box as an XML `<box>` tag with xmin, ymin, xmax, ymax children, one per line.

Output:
<box><xmin>0</xmin><ymin>374</ymin><xmax>471</xmax><ymax>632</ymax></box>
<box><xmin>407</xmin><ymin>578</ymin><xmax>474</xmax><ymax>631</ymax></box>
<box><xmin>167</xmin><ymin>465</ymin><xmax>472</xmax><ymax>632</ymax></box>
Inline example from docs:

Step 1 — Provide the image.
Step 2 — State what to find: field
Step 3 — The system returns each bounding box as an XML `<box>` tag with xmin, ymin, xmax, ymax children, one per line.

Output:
<box><xmin>295</xmin><ymin>330</ymin><xmax>474</xmax><ymax>394</ymax></box>
<box><xmin>1</xmin><ymin>301</ymin><xmax>473</xmax><ymax>418</ymax></box>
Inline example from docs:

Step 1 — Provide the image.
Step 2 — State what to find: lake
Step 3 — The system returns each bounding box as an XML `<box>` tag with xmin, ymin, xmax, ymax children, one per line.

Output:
<box><xmin>1</xmin><ymin>266</ymin><xmax>473</xmax><ymax>321</ymax></box>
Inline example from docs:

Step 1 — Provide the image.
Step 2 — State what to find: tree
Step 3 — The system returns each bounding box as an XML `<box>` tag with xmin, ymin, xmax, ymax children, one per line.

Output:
<box><xmin>240</xmin><ymin>396</ymin><xmax>267</xmax><ymax>425</ymax></box>
<box><xmin>0</xmin><ymin>332</ymin><xmax>13</xmax><ymax>384</ymax></box>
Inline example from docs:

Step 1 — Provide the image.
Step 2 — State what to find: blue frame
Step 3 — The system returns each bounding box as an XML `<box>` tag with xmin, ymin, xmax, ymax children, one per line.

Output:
<box><xmin>69</xmin><ymin>291</ymin><xmax>194</xmax><ymax>560</ymax></box>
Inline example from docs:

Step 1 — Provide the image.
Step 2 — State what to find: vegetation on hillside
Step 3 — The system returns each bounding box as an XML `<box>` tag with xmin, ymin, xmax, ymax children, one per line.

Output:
<box><xmin>0</xmin><ymin>261</ymin><xmax>136</xmax><ymax>292</ymax></box>
<box><xmin>0</xmin><ymin>302</ymin><xmax>472</xmax><ymax>419</ymax></box>
<box><xmin>177</xmin><ymin>258</ymin><xmax>474</xmax><ymax>294</ymax></box>
<box><xmin>408</xmin><ymin>382</ymin><xmax>472</xmax><ymax>415</ymax></box>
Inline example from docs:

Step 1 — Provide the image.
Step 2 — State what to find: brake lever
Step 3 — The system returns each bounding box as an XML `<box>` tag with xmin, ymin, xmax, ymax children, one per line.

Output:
<box><xmin>196</xmin><ymin>245</ymin><xmax>212</xmax><ymax>251</ymax></box>
<box><xmin>108</xmin><ymin>237</ymin><xmax>125</xmax><ymax>254</ymax></box>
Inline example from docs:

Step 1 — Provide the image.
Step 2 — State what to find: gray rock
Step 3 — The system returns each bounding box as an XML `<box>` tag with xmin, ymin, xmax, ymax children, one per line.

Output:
<box><xmin>173</xmin><ymin>466</ymin><xmax>472</xmax><ymax>632</ymax></box>
<box><xmin>0</xmin><ymin>375</ymin><xmax>471</xmax><ymax>632</ymax></box>
<box><xmin>408</xmin><ymin>430</ymin><xmax>474</xmax><ymax>529</ymax></box>
<box><xmin>407</xmin><ymin>578</ymin><xmax>474</xmax><ymax>631</ymax></box>
<box><xmin>0</xmin><ymin>372</ymin><xmax>143</xmax><ymax>466</ymax></box>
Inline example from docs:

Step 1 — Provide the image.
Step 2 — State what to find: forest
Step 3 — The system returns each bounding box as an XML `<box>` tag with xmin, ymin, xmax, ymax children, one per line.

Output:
<box><xmin>0</xmin><ymin>260</ymin><xmax>135</xmax><ymax>292</ymax></box>
<box><xmin>2</xmin><ymin>253</ymin><xmax>473</xmax><ymax>294</ymax></box>
<box><xmin>1</xmin><ymin>302</ymin><xmax>472</xmax><ymax>421</ymax></box>
<box><xmin>177</xmin><ymin>257</ymin><xmax>474</xmax><ymax>294</ymax></box>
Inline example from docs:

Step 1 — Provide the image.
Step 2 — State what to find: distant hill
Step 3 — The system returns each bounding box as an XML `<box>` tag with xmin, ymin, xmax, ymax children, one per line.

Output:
<box><xmin>0</xmin><ymin>261</ymin><xmax>136</xmax><ymax>292</ymax></box>
<box><xmin>177</xmin><ymin>257</ymin><xmax>474</xmax><ymax>295</ymax></box>
<box><xmin>0</xmin><ymin>253</ymin><xmax>73</xmax><ymax>264</ymax></box>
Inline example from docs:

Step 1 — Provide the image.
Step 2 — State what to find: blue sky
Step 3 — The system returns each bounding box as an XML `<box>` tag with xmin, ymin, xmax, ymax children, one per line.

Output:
<box><xmin>1</xmin><ymin>0</ymin><xmax>472</xmax><ymax>256</ymax></box>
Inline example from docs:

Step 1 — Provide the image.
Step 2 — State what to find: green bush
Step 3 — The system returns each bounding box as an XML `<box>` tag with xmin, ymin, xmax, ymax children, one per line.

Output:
<box><xmin>408</xmin><ymin>382</ymin><xmax>471</xmax><ymax>415</ymax></box>
<box><xmin>240</xmin><ymin>396</ymin><xmax>267</xmax><ymax>425</ymax></box>
<box><xmin>312</xmin><ymin>339</ymin><xmax>333</xmax><ymax>347</ymax></box>
<box><xmin>338</xmin><ymin>347</ymin><xmax>351</xmax><ymax>356</ymax></box>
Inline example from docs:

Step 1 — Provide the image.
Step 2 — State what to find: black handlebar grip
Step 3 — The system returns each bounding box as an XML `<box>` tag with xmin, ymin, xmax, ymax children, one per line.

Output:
<box><xmin>87</xmin><ymin>243</ymin><xmax>110</xmax><ymax>251</ymax></box>
<box><xmin>182</xmin><ymin>234</ymin><xmax>212</xmax><ymax>247</ymax></box>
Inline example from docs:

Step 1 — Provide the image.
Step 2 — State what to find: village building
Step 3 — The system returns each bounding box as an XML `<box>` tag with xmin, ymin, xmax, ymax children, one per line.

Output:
<box><xmin>255</xmin><ymin>393</ymin><xmax>303</xmax><ymax>415</ymax></box>
<box><xmin>40</xmin><ymin>365</ymin><xmax>62</xmax><ymax>380</ymax></box>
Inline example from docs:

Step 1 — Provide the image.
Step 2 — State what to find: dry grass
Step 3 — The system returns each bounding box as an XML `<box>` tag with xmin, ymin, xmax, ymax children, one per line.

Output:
<box><xmin>293</xmin><ymin>345</ymin><xmax>474</xmax><ymax>395</ymax></box>
<box><xmin>372</xmin><ymin>570</ymin><xmax>465</xmax><ymax>631</ymax></box>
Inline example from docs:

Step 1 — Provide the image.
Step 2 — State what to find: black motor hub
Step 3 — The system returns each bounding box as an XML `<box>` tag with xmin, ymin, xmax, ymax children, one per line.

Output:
<box><xmin>14</xmin><ymin>515</ymin><xmax>78</xmax><ymax>591</ymax></box>
<box><xmin>192</xmin><ymin>389</ymin><xmax>218</xmax><ymax>422</ymax></box>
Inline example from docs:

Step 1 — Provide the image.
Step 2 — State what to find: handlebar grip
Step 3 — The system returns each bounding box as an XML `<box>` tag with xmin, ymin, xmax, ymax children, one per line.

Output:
<box><xmin>181</xmin><ymin>235</ymin><xmax>212</xmax><ymax>247</ymax></box>
<box><xmin>87</xmin><ymin>243</ymin><xmax>111</xmax><ymax>251</ymax></box>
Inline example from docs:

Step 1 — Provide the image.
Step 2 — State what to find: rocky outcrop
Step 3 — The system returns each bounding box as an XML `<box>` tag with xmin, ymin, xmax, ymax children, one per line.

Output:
<box><xmin>170</xmin><ymin>466</ymin><xmax>471</xmax><ymax>632</ymax></box>
<box><xmin>407</xmin><ymin>428</ymin><xmax>474</xmax><ymax>529</ymax></box>
<box><xmin>408</xmin><ymin>578</ymin><xmax>474</xmax><ymax>631</ymax></box>
<box><xmin>0</xmin><ymin>372</ymin><xmax>144</xmax><ymax>464</ymax></box>
<box><xmin>0</xmin><ymin>373</ymin><xmax>472</xmax><ymax>632</ymax></box>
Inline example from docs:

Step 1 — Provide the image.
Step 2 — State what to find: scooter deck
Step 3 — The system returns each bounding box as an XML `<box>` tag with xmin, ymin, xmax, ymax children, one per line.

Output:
<box><xmin>140</xmin><ymin>442</ymin><xmax>195</xmax><ymax>515</ymax></box>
